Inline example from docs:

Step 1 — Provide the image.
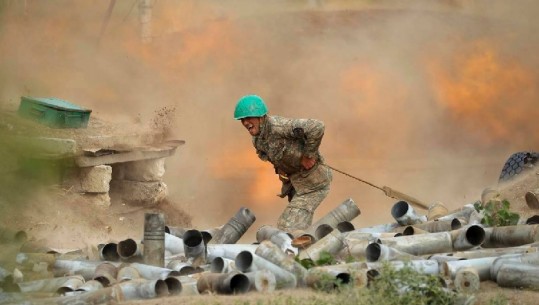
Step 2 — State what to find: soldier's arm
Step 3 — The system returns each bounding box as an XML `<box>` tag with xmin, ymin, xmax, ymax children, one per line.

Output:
<box><xmin>292</xmin><ymin>118</ymin><xmax>325</xmax><ymax>159</ymax></box>
<box><xmin>252</xmin><ymin>138</ymin><xmax>269</xmax><ymax>162</ymax></box>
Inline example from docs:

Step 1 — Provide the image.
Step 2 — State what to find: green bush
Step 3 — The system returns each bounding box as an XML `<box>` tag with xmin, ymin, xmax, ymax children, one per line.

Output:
<box><xmin>342</xmin><ymin>262</ymin><xmax>457</xmax><ymax>305</ymax></box>
<box><xmin>474</xmin><ymin>199</ymin><xmax>520</xmax><ymax>227</ymax></box>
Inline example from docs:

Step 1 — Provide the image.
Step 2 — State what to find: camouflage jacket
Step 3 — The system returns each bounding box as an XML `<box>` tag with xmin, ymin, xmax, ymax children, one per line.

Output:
<box><xmin>252</xmin><ymin>115</ymin><xmax>332</xmax><ymax>195</ymax></box>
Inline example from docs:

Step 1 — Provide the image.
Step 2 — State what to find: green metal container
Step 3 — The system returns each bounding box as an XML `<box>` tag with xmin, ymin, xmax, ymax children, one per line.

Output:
<box><xmin>17</xmin><ymin>96</ymin><xmax>92</xmax><ymax>128</ymax></box>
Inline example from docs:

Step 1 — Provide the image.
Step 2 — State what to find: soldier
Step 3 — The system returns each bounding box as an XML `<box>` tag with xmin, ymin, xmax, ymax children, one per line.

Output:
<box><xmin>233</xmin><ymin>94</ymin><xmax>332</xmax><ymax>232</ymax></box>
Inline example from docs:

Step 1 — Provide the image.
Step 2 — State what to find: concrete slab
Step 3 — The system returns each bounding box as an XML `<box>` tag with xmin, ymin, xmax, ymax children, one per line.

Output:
<box><xmin>75</xmin><ymin>140</ymin><xmax>184</xmax><ymax>167</ymax></box>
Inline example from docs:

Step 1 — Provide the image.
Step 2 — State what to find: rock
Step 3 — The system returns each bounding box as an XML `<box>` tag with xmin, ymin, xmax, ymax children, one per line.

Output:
<box><xmin>110</xmin><ymin>180</ymin><xmax>167</xmax><ymax>206</ymax></box>
<box><xmin>82</xmin><ymin>192</ymin><xmax>111</xmax><ymax>208</ymax></box>
<box><xmin>114</xmin><ymin>158</ymin><xmax>166</xmax><ymax>182</ymax></box>
<box><xmin>79</xmin><ymin>165</ymin><xmax>112</xmax><ymax>193</ymax></box>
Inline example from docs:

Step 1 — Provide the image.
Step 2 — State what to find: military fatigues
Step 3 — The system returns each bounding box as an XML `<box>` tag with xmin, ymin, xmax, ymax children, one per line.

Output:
<box><xmin>253</xmin><ymin>115</ymin><xmax>332</xmax><ymax>232</ymax></box>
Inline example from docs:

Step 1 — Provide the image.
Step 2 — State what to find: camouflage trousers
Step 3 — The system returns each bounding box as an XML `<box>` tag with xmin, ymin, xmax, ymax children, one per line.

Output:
<box><xmin>276</xmin><ymin>185</ymin><xmax>330</xmax><ymax>232</ymax></box>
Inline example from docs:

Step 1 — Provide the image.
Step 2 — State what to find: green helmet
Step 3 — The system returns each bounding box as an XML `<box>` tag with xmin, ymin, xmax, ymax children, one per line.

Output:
<box><xmin>234</xmin><ymin>95</ymin><xmax>268</xmax><ymax>120</ymax></box>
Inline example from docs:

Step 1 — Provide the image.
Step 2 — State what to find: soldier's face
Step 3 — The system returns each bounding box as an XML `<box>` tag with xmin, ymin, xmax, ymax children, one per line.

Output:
<box><xmin>241</xmin><ymin>117</ymin><xmax>262</xmax><ymax>136</ymax></box>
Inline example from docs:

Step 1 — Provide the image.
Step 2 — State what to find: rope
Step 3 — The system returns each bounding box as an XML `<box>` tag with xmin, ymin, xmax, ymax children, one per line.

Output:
<box><xmin>324</xmin><ymin>164</ymin><xmax>385</xmax><ymax>192</ymax></box>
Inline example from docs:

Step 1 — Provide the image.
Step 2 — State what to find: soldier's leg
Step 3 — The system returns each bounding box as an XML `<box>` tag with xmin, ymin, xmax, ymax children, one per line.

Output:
<box><xmin>277</xmin><ymin>186</ymin><xmax>329</xmax><ymax>232</ymax></box>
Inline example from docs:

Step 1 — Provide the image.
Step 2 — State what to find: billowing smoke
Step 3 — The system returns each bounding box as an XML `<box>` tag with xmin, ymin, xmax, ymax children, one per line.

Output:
<box><xmin>1</xmin><ymin>1</ymin><xmax>538</xmax><ymax>239</ymax></box>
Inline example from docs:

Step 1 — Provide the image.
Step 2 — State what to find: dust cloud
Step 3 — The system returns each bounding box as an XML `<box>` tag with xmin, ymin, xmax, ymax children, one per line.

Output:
<box><xmin>1</xmin><ymin>1</ymin><xmax>539</xmax><ymax>240</ymax></box>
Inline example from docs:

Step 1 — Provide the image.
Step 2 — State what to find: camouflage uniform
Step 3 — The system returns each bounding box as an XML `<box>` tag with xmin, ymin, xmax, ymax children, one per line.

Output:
<box><xmin>253</xmin><ymin>115</ymin><xmax>332</xmax><ymax>232</ymax></box>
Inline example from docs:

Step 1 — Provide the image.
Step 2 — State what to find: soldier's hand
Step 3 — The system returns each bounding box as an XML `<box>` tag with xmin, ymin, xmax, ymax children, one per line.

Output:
<box><xmin>301</xmin><ymin>156</ymin><xmax>316</xmax><ymax>170</ymax></box>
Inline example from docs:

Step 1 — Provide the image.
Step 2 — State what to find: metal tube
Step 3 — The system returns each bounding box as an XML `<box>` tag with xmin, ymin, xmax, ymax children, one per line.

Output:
<box><xmin>165</xmin><ymin>226</ymin><xmax>188</xmax><ymax>238</ymax></box>
<box><xmin>518</xmin><ymin>213</ymin><xmax>539</xmax><ymax>225</ymax></box>
<box><xmin>451</xmin><ymin>246</ymin><xmax>538</xmax><ymax>260</ymax></box>
<box><xmin>164</xmin><ymin>276</ymin><xmax>182</xmax><ymax>295</ymax></box>
<box><xmin>11</xmin><ymin>287</ymin><xmax>121</xmax><ymax>304</ymax></box>
<box><xmin>210</xmin><ymin>207</ymin><xmax>256</xmax><ymax>244</ymax></box>
<box><xmin>143</xmin><ymin>212</ymin><xmax>165</xmax><ymax>267</ymax></box>
<box><xmin>365</xmin><ymin>243</ymin><xmax>420</xmax><ymax>262</ymax></box>
<box><xmin>490</xmin><ymin>252</ymin><xmax>539</xmax><ymax>280</ymax></box>
<box><xmin>171</xmin><ymin>276</ymin><xmax>200</xmax><ymax>296</ymax></box>
<box><xmin>116</xmin><ymin>278</ymin><xmax>169</xmax><ymax>300</ymax></box>
<box><xmin>496</xmin><ymin>263</ymin><xmax>539</xmax><ymax>289</ymax></box>
<box><xmin>210</xmin><ymin>257</ymin><xmax>235</xmax><ymax>273</ymax></box>
<box><xmin>17</xmin><ymin>275</ymin><xmax>85</xmax><ymax>293</ymax></box>
<box><xmin>98</xmin><ymin>242</ymin><xmax>120</xmax><ymax>261</ymax></box>
<box><xmin>337</xmin><ymin>221</ymin><xmax>355</xmax><ymax>233</ymax></box>
<box><xmin>344</xmin><ymin>231</ymin><xmax>393</xmax><ymax>241</ymax></box>
<box><xmin>256</xmin><ymin>225</ymin><xmax>297</xmax><ymax>256</ymax></box>
<box><xmin>353</xmin><ymin>222</ymin><xmax>400</xmax><ymax>234</ymax></box>
<box><xmin>379</xmin><ymin>232</ymin><xmax>454</xmax><ymax>256</ymax></box>
<box><xmin>305</xmin><ymin>265</ymin><xmax>354</xmax><ymax>291</ymax></box>
<box><xmin>427</xmin><ymin>202</ymin><xmax>449</xmax><ymax>221</ymax></box>
<box><xmin>454</xmin><ymin>267</ymin><xmax>480</xmax><ymax>294</ymax></box>
<box><xmin>130</xmin><ymin>262</ymin><xmax>180</xmax><ymax>280</ymax></box>
<box><xmin>391</xmin><ymin>201</ymin><xmax>427</xmax><ymax>226</ymax></box>
<box><xmin>235</xmin><ymin>251</ymin><xmax>297</xmax><ymax>289</ymax></box>
<box><xmin>442</xmin><ymin>257</ymin><xmax>498</xmax><ymax>280</ymax></box>
<box><xmin>255</xmin><ymin>240</ymin><xmax>307</xmax><ymax>287</ymax></box>
<box><xmin>183</xmin><ymin>229</ymin><xmax>207</xmax><ymax>265</ymax></box>
<box><xmin>336</xmin><ymin>239</ymin><xmax>371</xmax><ymax>261</ymax></box>
<box><xmin>401</xmin><ymin>226</ymin><xmax>429</xmax><ymax>235</ymax></box>
<box><xmin>305</xmin><ymin>262</ymin><xmax>368</xmax><ymax>290</ymax></box>
<box><xmin>436</xmin><ymin>204</ymin><xmax>476</xmax><ymax>222</ymax></box>
<box><xmin>200</xmin><ymin>226</ymin><xmax>223</xmax><ymax>244</ymax></box>
<box><xmin>206</xmin><ymin>244</ymin><xmax>258</xmax><ymax>261</ymax></box>
<box><xmin>196</xmin><ymin>272</ymin><xmax>250</xmax><ymax>294</ymax></box>
<box><xmin>244</xmin><ymin>270</ymin><xmax>276</xmax><ymax>292</ymax></box>
<box><xmin>53</xmin><ymin>260</ymin><xmax>107</xmax><ymax>280</ymax></box>
<box><xmin>427</xmin><ymin>254</ymin><xmax>466</xmax><ymax>264</ymax></box>
<box><xmin>167</xmin><ymin>260</ymin><xmax>196</xmax><ymax>275</ymax></box>
<box><xmin>314</xmin><ymin>224</ymin><xmax>334</xmax><ymax>240</ymax></box>
<box><xmin>525</xmin><ymin>190</ymin><xmax>539</xmax><ymax>210</ymax></box>
<box><xmin>303</xmin><ymin>198</ymin><xmax>361</xmax><ymax>238</ymax></box>
<box><xmin>93</xmin><ymin>262</ymin><xmax>118</xmax><ymax>287</ymax></box>
<box><xmin>451</xmin><ymin>225</ymin><xmax>486</xmax><ymax>251</ymax></box>
<box><xmin>118</xmin><ymin>238</ymin><xmax>142</xmax><ymax>261</ymax></box>
<box><xmin>164</xmin><ymin>233</ymin><xmax>184</xmax><ymax>255</ymax></box>
<box><xmin>298</xmin><ymin>230</ymin><xmax>346</xmax><ymax>262</ymax></box>
<box><xmin>116</xmin><ymin>265</ymin><xmax>141</xmax><ymax>282</ymax></box>
<box><xmin>75</xmin><ymin>279</ymin><xmax>104</xmax><ymax>292</ymax></box>
<box><xmin>406</xmin><ymin>218</ymin><xmax>462</xmax><ymax>233</ymax></box>
<box><xmin>313</xmin><ymin>198</ymin><xmax>361</xmax><ymax>227</ymax></box>
<box><xmin>56</xmin><ymin>276</ymin><xmax>84</xmax><ymax>295</ymax></box>
<box><xmin>483</xmin><ymin>224</ymin><xmax>539</xmax><ymax>248</ymax></box>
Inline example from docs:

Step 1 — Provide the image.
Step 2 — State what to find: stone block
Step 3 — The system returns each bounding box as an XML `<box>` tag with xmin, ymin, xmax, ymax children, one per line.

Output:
<box><xmin>82</xmin><ymin>193</ymin><xmax>111</xmax><ymax>208</ymax></box>
<box><xmin>79</xmin><ymin>165</ymin><xmax>112</xmax><ymax>193</ymax></box>
<box><xmin>122</xmin><ymin>158</ymin><xmax>166</xmax><ymax>182</ymax></box>
<box><xmin>110</xmin><ymin>180</ymin><xmax>167</xmax><ymax>206</ymax></box>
